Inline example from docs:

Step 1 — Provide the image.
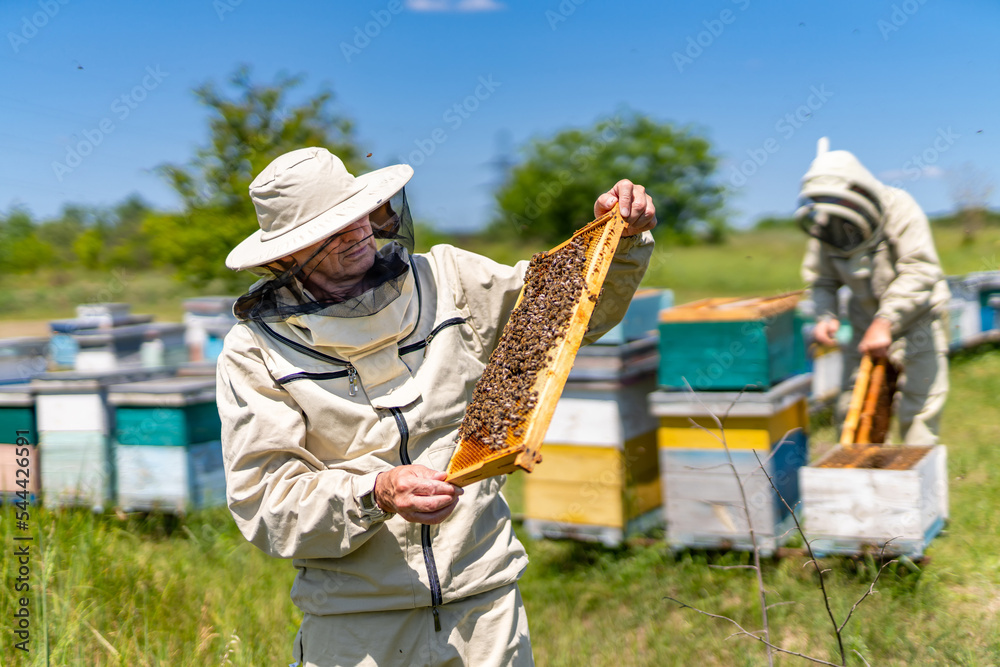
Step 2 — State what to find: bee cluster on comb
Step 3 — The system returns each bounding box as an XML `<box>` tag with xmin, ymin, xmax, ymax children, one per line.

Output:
<box><xmin>457</xmin><ymin>235</ymin><xmax>588</xmax><ymax>451</ymax></box>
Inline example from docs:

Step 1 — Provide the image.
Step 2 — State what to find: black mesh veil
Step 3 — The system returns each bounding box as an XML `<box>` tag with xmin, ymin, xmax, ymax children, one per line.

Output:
<box><xmin>234</xmin><ymin>188</ymin><xmax>415</xmax><ymax>321</ymax></box>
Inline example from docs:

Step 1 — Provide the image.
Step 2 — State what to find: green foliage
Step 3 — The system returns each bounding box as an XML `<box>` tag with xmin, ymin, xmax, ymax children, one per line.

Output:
<box><xmin>491</xmin><ymin>112</ymin><xmax>726</xmax><ymax>244</ymax></box>
<box><xmin>0</xmin><ymin>208</ymin><xmax>55</xmax><ymax>273</ymax></box>
<box><xmin>753</xmin><ymin>215</ymin><xmax>799</xmax><ymax>230</ymax></box>
<box><xmin>150</xmin><ymin>65</ymin><xmax>363</xmax><ymax>285</ymax></box>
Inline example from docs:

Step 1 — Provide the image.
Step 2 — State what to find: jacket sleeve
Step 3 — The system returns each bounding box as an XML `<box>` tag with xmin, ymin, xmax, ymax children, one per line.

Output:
<box><xmin>449</xmin><ymin>230</ymin><xmax>655</xmax><ymax>353</ymax></box>
<box><xmin>801</xmin><ymin>237</ymin><xmax>842</xmax><ymax>321</ymax></box>
<box><xmin>875</xmin><ymin>199</ymin><xmax>945</xmax><ymax>336</ymax></box>
<box><xmin>217</xmin><ymin>323</ymin><xmax>389</xmax><ymax>560</ymax></box>
<box><xmin>584</xmin><ymin>230</ymin><xmax>655</xmax><ymax>344</ymax></box>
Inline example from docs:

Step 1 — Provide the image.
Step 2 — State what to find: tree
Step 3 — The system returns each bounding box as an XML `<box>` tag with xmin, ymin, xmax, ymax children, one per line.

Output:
<box><xmin>0</xmin><ymin>207</ymin><xmax>55</xmax><ymax>274</ymax></box>
<box><xmin>149</xmin><ymin>66</ymin><xmax>362</xmax><ymax>286</ymax></box>
<box><xmin>490</xmin><ymin>113</ymin><xmax>726</xmax><ymax>244</ymax></box>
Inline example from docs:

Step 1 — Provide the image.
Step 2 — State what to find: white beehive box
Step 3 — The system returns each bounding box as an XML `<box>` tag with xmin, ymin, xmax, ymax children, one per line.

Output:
<box><xmin>800</xmin><ymin>444</ymin><xmax>948</xmax><ymax>557</ymax></box>
<box><xmin>116</xmin><ymin>441</ymin><xmax>226</xmax><ymax>513</ymax></box>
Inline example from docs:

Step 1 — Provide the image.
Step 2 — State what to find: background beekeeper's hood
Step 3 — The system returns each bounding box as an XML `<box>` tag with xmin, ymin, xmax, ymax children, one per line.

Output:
<box><xmin>226</xmin><ymin>147</ymin><xmax>413</xmax><ymax>271</ymax></box>
<box><xmin>795</xmin><ymin>138</ymin><xmax>887</xmax><ymax>256</ymax></box>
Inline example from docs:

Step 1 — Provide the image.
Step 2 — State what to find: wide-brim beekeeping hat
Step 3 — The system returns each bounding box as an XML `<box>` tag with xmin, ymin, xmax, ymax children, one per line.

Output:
<box><xmin>795</xmin><ymin>138</ymin><xmax>886</xmax><ymax>256</ymax></box>
<box><xmin>226</xmin><ymin>147</ymin><xmax>413</xmax><ymax>270</ymax></box>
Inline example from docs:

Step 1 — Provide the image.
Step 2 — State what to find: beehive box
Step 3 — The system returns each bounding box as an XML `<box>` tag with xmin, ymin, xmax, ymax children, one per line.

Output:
<box><xmin>140</xmin><ymin>323</ymin><xmax>189</xmax><ymax>368</ymax></box>
<box><xmin>183</xmin><ymin>296</ymin><xmax>237</xmax><ymax>362</ymax></box>
<box><xmin>946</xmin><ymin>276</ymin><xmax>982</xmax><ymax>349</ymax></box>
<box><xmin>596</xmin><ymin>289</ymin><xmax>673</xmax><ymax>345</ymax></box>
<box><xmin>651</xmin><ymin>373</ymin><xmax>811</xmax><ymax>555</ymax></box>
<box><xmin>809</xmin><ymin>343</ymin><xmax>843</xmax><ymax>405</ymax></box>
<box><xmin>0</xmin><ymin>383</ymin><xmax>39</xmax><ymax>500</ymax></box>
<box><xmin>39</xmin><ymin>431</ymin><xmax>110</xmax><ymax>510</ymax></box>
<box><xmin>0</xmin><ymin>336</ymin><xmax>49</xmax><ymax>384</ymax></box>
<box><xmin>109</xmin><ymin>377</ymin><xmax>225</xmax><ymax>513</ymax></box>
<box><xmin>658</xmin><ymin>293</ymin><xmax>807</xmax><ymax>391</ymax></box>
<box><xmin>0</xmin><ymin>383</ymin><xmax>36</xmax><ymax>445</ymax></box>
<box><xmin>0</xmin><ymin>442</ymin><xmax>40</xmax><ymax>500</ymax></box>
<box><xmin>110</xmin><ymin>377</ymin><xmax>220</xmax><ymax>447</ymax></box>
<box><xmin>116</xmin><ymin>441</ymin><xmax>226</xmax><ymax>513</ymax></box>
<box><xmin>32</xmin><ymin>368</ymin><xmax>171</xmax><ymax>509</ymax></box>
<box><xmin>523</xmin><ymin>373</ymin><xmax>661</xmax><ymax>546</ymax></box>
<box><xmin>72</xmin><ymin>323</ymin><xmax>150</xmax><ymax>371</ymax></box>
<box><xmin>563</xmin><ymin>334</ymin><xmax>659</xmax><ymax>383</ymax></box>
<box><xmin>800</xmin><ymin>444</ymin><xmax>947</xmax><ymax>558</ymax></box>
<box><xmin>965</xmin><ymin>271</ymin><xmax>1000</xmax><ymax>332</ymax></box>
<box><xmin>204</xmin><ymin>321</ymin><xmax>236</xmax><ymax>363</ymax></box>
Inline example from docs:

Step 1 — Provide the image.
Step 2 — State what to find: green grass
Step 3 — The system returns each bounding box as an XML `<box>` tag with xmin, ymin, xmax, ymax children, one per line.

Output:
<box><xmin>2</xmin><ymin>350</ymin><xmax>999</xmax><ymax>666</ymax></box>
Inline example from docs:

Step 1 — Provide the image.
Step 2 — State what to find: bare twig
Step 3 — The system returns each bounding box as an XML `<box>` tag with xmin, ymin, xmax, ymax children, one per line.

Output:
<box><xmin>684</xmin><ymin>382</ymin><xmax>774</xmax><ymax>667</ymax></box>
<box><xmin>838</xmin><ymin>541</ymin><xmax>898</xmax><ymax>634</ymax></box>
<box><xmin>665</xmin><ymin>597</ymin><xmax>843</xmax><ymax>667</ymax></box>
<box><xmin>766</xmin><ymin>600</ymin><xmax>798</xmax><ymax>610</ymax></box>
<box><xmin>853</xmin><ymin>649</ymin><xmax>873</xmax><ymax>667</ymax></box>
<box><xmin>752</xmin><ymin>446</ymin><xmax>846</xmax><ymax>665</ymax></box>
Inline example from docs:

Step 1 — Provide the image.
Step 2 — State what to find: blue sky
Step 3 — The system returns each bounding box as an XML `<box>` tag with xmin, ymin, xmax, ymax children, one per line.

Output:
<box><xmin>2</xmin><ymin>0</ymin><xmax>997</xmax><ymax>232</ymax></box>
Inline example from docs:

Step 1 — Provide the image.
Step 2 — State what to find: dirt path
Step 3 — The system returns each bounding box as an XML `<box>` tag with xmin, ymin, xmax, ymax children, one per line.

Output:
<box><xmin>0</xmin><ymin>321</ymin><xmax>50</xmax><ymax>338</ymax></box>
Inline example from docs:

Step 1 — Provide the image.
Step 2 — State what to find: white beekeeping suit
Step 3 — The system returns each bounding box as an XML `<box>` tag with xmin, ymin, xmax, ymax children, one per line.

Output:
<box><xmin>799</xmin><ymin>138</ymin><xmax>950</xmax><ymax>444</ymax></box>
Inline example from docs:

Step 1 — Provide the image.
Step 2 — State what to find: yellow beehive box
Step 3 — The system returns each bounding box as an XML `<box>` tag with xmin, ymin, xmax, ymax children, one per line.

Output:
<box><xmin>523</xmin><ymin>374</ymin><xmax>662</xmax><ymax>546</ymax></box>
<box><xmin>650</xmin><ymin>373</ymin><xmax>811</xmax><ymax>451</ymax></box>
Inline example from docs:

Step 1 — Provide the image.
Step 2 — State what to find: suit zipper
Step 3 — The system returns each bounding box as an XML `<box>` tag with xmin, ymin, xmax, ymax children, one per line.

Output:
<box><xmin>390</xmin><ymin>407</ymin><xmax>443</xmax><ymax>632</ymax></box>
<box><xmin>398</xmin><ymin>317</ymin><xmax>466</xmax><ymax>356</ymax></box>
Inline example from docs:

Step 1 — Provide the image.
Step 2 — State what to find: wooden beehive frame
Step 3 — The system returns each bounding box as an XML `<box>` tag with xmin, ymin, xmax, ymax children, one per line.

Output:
<box><xmin>835</xmin><ymin>353</ymin><xmax>899</xmax><ymax>467</ymax></box>
<box><xmin>659</xmin><ymin>292</ymin><xmax>803</xmax><ymax>323</ymax></box>
<box><xmin>444</xmin><ymin>208</ymin><xmax>628</xmax><ymax>487</ymax></box>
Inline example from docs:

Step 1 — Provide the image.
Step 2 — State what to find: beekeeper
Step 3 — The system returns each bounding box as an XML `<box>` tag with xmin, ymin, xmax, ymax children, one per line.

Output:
<box><xmin>798</xmin><ymin>138</ymin><xmax>950</xmax><ymax>445</ymax></box>
<box><xmin>216</xmin><ymin>147</ymin><xmax>656</xmax><ymax>666</ymax></box>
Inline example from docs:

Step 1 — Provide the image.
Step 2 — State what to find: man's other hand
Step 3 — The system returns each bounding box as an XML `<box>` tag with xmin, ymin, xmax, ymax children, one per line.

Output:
<box><xmin>595</xmin><ymin>179</ymin><xmax>657</xmax><ymax>237</ymax></box>
<box><xmin>858</xmin><ymin>317</ymin><xmax>893</xmax><ymax>358</ymax></box>
<box><xmin>813</xmin><ymin>318</ymin><xmax>840</xmax><ymax>347</ymax></box>
<box><xmin>374</xmin><ymin>465</ymin><xmax>463</xmax><ymax>524</ymax></box>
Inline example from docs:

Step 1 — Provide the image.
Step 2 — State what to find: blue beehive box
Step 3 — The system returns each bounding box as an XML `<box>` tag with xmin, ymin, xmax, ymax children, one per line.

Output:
<box><xmin>597</xmin><ymin>289</ymin><xmax>673</xmax><ymax>345</ymax></box>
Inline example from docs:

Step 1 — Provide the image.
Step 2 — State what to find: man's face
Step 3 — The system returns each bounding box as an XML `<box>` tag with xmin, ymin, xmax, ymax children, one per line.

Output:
<box><xmin>287</xmin><ymin>215</ymin><xmax>377</xmax><ymax>288</ymax></box>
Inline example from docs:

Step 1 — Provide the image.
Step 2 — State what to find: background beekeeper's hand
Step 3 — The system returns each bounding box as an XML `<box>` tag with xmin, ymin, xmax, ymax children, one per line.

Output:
<box><xmin>374</xmin><ymin>465</ymin><xmax>463</xmax><ymax>524</ymax></box>
<box><xmin>813</xmin><ymin>318</ymin><xmax>840</xmax><ymax>346</ymax></box>
<box><xmin>595</xmin><ymin>179</ymin><xmax>657</xmax><ymax>237</ymax></box>
<box><xmin>858</xmin><ymin>316</ymin><xmax>893</xmax><ymax>358</ymax></box>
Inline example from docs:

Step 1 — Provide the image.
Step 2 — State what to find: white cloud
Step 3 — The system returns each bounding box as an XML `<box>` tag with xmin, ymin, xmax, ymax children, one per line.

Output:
<box><xmin>406</xmin><ymin>0</ymin><xmax>504</xmax><ymax>11</ymax></box>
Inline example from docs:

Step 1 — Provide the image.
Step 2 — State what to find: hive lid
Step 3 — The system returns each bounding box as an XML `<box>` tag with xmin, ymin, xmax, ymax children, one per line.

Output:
<box><xmin>0</xmin><ymin>382</ymin><xmax>35</xmax><ymax>405</ymax></box>
<box><xmin>660</xmin><ymin>292</ymin><xmax>803</xmax><ymax>323</ymax></box>
<box><xmin>108</xmin><ymin>376</ymin><xmax>217</xmax><ymax>406</ymax></box>
<box><xmin>648</xmin><ymin>372</ymin><xmax>812</xmax><ymax>418</ymax></box>
<box><xmin>31</xmin><ymin>368</ymin><xmax>172</xmax><ymax>393</ymax></box>
<box><xmin>444</xmin><ymin>208</ymin><xmax>628</xmax><ymax>487</ymax></box>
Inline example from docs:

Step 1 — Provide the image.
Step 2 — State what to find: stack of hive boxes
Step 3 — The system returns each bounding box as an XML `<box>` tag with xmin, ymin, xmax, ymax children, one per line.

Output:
<box><xmin>49</xmin><ymin>303</ymin><xmax>153</xmax><ymax>371</ymax></box>
<box><xmin>32</xmin><ymin>368</ymin><xmax>169</xmax><ymax>510</ymax></box>
<box><xmin>182</xmin><ymin>297</ymin><xmax>237</xmax><ymax>363</ymax></box>
<box><xmin>0</xmin><ymin>384</ymin><xmax>39</xmax><ymax>502</ymax></box>
<box><xmin>523</xmin><ymin>289</ymin><xmax>671</xmax><ymax>546</ymax></box>
<box><xmin>0</xmin><ymin>336</ymin><xmax>49</xmax><ymax>384</ymax></box>
<box><xmin>968</xmin><ymin>271</ymin><xmax>1000</xmax><ymax>336</ymax></box>
<box><xmin>651</xmin><ymin>293</ymin><xmax>812</xmax><ymax>555</ymax></box>
<box><xmin>110</xmin><ymin>377</ymin><xmax>226</xmax><ymax>513</ymax></box>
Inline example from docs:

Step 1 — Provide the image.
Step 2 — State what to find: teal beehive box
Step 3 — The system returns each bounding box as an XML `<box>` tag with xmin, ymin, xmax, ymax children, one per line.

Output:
<box><xmin>0</xmin><ymin>384</ymin><xmax>36</xmax><ymax>445</ymax></box>
<box><xmin>658</xmin><ymin>292</ymin><xmax>805</xmax><ymax>391</ymax></box>
<box><xmin>109</xmin><ymin>377</ymin><xmax>219</xmax><ymax>447</ymax></box>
